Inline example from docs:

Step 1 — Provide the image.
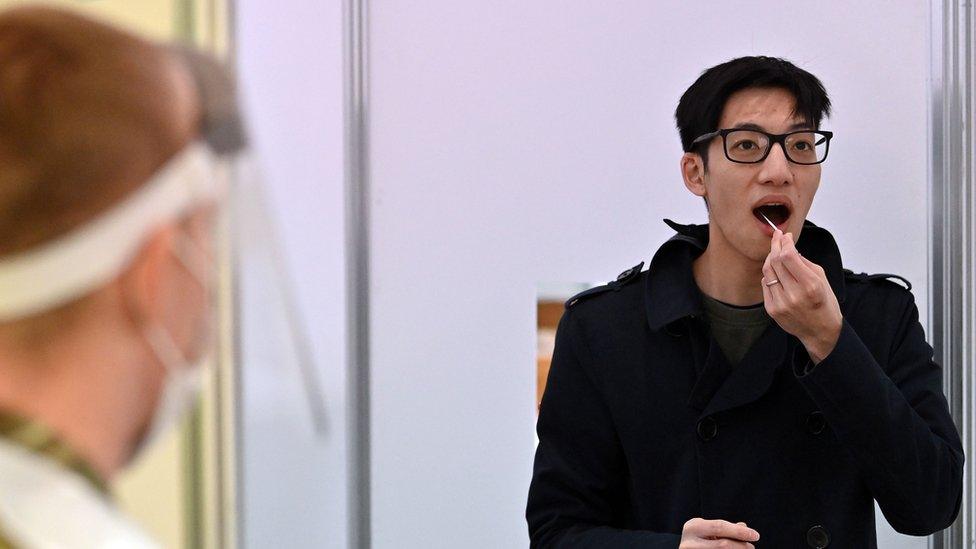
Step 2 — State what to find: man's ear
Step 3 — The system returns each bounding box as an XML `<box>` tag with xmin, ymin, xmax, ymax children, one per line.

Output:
<box><xmin>118</xmin><ymin>224</ymin><xmax>178</xmax><ymax>327</ymax></box>
<box><xmin>680</xmin><ymin>152</ymin><xmax>707</xmax><ymax>199</ymax></box>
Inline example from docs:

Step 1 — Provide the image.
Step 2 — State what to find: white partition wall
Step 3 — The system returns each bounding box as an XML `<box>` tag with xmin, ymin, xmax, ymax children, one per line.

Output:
<box><xmin>234</xmin><ymin>2</ymin><xmax>349</xmax><ymax>548</ymax></box>
<box><xmin>367</xmin><ymin>2</ymin><xmax>932</xmax><ymax>548</ymax></box>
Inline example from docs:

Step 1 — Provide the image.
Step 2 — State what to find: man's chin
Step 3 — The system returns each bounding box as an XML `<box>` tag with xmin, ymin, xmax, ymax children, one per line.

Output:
<box><xmin>743</xmin><ymin>238</ymin><xmax>772</xmax><ymax>264</ymax></box>
<box><xmin>749</xmin><ymin>252</ymin><xmax>769</xmax><ymax>266</ymax></box>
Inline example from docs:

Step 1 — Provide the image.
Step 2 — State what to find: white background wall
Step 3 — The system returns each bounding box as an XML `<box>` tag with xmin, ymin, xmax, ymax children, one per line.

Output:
<box><xmin>235</xmin><ymin>2</ymin><xmax>348</xmax><ymax>548</ymax></box>
<box><xmin>368</xmin><ymin>1</ymin><xmax>931</xmax><ymax>548</ymax></box>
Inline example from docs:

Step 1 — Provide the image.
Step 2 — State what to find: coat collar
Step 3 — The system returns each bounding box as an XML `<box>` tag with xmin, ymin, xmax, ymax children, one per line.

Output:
<box><xmin>644</xmin><ymin>217</ymin><xmax>847</xmax><ymax>333</ymax></box>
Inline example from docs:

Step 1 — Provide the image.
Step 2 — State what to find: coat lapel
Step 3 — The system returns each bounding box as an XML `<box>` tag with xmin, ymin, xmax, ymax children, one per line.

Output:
<box><xmin>686</xmin><ymin>329</ymin><xmax>731</xmax><ymax>411</ymax></box>
<box><xmin>699</xmin><ymin>322</ymin><xmax>795</xmax><ymax>417</ymax></box>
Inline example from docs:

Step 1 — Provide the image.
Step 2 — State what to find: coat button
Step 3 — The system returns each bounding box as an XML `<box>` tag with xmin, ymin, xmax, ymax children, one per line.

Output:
<box><xmin>806</xmin><ymin>525</ymin><xmax>830</xmax><ymax>548</ymax></box>
<box><xmin>807</xmin><ymin>411</ymin><xmax>826</xmax><ymax>435</ymax></box>
<box><xmin>697</xmin><ymin>416</ymin><xmax>717</xmax><ymax>441</ymax></box>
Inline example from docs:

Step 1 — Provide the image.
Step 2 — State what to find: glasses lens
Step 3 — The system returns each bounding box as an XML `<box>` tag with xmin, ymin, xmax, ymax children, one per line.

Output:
<box><xmin>724</xmin><ymin>130</ymin><xmax>769</xmax><ymax>163</ymax></box>
<box><xmin>785</xmin><ymin>131</ymin><xmax>829</xmax><ymax>164</ymax></box>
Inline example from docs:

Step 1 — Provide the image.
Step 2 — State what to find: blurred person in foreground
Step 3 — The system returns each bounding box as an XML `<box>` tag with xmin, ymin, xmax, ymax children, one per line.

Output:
<box><xmin>527</xmin><ymin>56</ymin><xmax>963</xmax><ymax>548</ymax></box>
<box><xmin>0</xmin><ymin>6</ymin><xmax>245</xmax><ymax>548</ymax></box>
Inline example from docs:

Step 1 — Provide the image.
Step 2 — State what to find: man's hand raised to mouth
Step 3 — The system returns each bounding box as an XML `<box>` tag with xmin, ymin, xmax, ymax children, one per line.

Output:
<box><xmin>761</xmin><ymin>228</ymin><xmax>844</xmax><ymax>364</ymax></box>
<box><xmin>679</xmin><ymin>518</ymin><xmax>760</xmax><ymax>548</ymax></box>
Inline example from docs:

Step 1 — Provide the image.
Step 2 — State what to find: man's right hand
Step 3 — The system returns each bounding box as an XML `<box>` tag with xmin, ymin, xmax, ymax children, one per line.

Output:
<box><xmin>679</xmin><ymin>518</ymin><xmax>761</xmax><ymax>548</ymax></box>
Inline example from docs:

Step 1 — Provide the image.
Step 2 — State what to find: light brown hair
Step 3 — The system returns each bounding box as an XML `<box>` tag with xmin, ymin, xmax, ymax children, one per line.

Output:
<box><xmin>0</xmin><ymin>6</ymin><xmax>198</xmax><ymax>256</ymax></box>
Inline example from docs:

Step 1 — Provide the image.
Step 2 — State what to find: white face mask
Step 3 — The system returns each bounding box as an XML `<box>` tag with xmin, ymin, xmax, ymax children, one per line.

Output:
<box><xmin>133</xmin><ymin>323</ymin><xmax>208</xmax><ymax>458</ymax></box>
<box><xmin>130</xmin><ymin>230</ymin><xmax>216</xmax><ymax>461</ymax></box>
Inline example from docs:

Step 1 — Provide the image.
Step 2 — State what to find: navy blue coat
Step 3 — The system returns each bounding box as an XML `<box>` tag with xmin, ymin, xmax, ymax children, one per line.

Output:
<box><xmin>526</xmin><ymin>219</ymin><xmax>964</xmax><ymax>548</ymax></box>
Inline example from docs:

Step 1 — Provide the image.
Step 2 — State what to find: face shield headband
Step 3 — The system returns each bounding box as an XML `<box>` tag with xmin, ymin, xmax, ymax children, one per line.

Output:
<box><xmin>0</xmin><ymin>144</ymin><xmax>223</xmax><ymax>322</ymax></box>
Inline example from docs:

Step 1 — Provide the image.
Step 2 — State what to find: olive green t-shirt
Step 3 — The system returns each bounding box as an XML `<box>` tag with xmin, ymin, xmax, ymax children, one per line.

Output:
<box><xmin>699</xmin><ymin>292</ymin><xmax>771</xmax><ymax>367</ymax></box>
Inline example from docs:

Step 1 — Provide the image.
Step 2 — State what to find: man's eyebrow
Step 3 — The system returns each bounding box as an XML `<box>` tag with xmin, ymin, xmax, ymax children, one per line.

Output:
<box><xmin>730</xmin><ymin>121</ymin><xmax>814</xmax><ymax>132</ymax></box>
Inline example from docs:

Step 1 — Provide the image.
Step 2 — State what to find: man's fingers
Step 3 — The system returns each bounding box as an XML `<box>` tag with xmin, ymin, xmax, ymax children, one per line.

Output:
<box><xmin>703</xmin><ymin>536</ymin><xmax>756</xmax><ymax>548</ymax></box>
<box><xmin>762</xmin><ymin>232</ymin><xmax>782</xmax><ymax>286</ymax></box>
<box><xmin>771</xmin><ymin>228</ymin><xmax>782</xmax><ymax>253</ymax></box>
<box><xmin>762</xmin><ymin>264</ymin><xmax>786</xmax><ymax>305</ymax></box>
<box><xmin>700</xmin><ymin>519</ymin><xmax>760</xmax><ymax>542</ymax></box>
<box><xmin>681</xmin><ymin>519</ymin><xmax>760</xmax><ymax>549</ymax></box>
<box><xmin>779</xmin><ymin>233</ymin><xmax>831</xmax><ymax>306</ymax></box>
<box><xmin>767</xmin><ymin>231</ymin><xmax>799</xmax><ymax>289</ymax></box>
<box><xmin>696</xmin><ymin>539</ymin><xmax>756</xmax><ymax>549</ymax></box>
<box><xmin>773</xmin><ymin>233</ymin><xmax>800</xmax><ymax>280</ymax></box>
<box><xmin>777</xmin><ymin>232</ymin><xmax>817</xmax><ymax>286</ymax></box>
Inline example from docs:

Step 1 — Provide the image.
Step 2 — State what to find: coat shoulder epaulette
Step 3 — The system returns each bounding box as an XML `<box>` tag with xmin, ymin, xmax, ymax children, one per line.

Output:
<box><xmin>565</xmin><ymin>262</ymin><xmax>644</xmax><ymax>309</ymax></box>
<box><xmin>842</xmin><ymin>268</ymin><xmax>912</xmax><ymax>292</ymax></box>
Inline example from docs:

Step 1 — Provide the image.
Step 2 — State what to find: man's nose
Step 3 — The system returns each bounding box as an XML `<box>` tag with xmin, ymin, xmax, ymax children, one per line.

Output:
<box><xmin>757</xmin><ymin>142</ymin><xmax>794</xmax><ymax>185</ymax></box>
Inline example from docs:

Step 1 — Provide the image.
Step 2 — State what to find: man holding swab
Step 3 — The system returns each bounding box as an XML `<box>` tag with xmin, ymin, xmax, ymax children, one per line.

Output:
<box><xmin>527</xmin><ymin>56</ymin><xmax>963</xmax><ymax>548</ymax></box>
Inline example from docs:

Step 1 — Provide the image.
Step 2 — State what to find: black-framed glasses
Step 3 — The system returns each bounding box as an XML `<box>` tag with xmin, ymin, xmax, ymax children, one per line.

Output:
<box><xmin>691</xmin><ymin>128</ymin><xmax>833</xmax><ymax>165</ymax></box>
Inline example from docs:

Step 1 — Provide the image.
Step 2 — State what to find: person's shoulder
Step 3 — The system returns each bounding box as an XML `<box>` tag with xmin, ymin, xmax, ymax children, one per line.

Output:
<box><xmin>842</xmin><ymin>268</ymin><xmax>913</xmax><ymax>293</ymax></box>
<box><xmin>842</xmin><ymin>268</ymin><xmax>917</xmax><ymax>317</ymax></box>
<box><xmin>565</xmin><ymin>261</ymin><xmax>644</xmax><ymax>310</ymax></box>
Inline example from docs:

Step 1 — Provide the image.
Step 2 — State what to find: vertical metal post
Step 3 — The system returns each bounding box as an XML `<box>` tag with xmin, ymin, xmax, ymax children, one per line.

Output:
<box><xmin>344</xmin><ymin>0</ymin><xmax>371</xmax><ymax>547</ymax></box>
<box><xmin>929</xmin><ymin>1</ymin><xmax>974</xmax><ymax>548</ymax></box>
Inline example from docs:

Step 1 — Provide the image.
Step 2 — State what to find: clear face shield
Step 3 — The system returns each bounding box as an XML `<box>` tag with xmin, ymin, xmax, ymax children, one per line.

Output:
<box><xmin>131</xmin><ymin>47</ymin><xmax>334</xmax><ymax>454</ymax></box>
<box><xmin>178</xmin><ymin>46</ymin><xmax>328</xmax><ymax>435</ymax></box>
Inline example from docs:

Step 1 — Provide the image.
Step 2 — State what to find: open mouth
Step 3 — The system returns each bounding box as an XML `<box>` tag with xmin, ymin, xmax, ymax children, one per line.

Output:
<box><xmin>752</xmin><ymin>203</ymin><xmax>791</xmax><ymax>227</ymax></box>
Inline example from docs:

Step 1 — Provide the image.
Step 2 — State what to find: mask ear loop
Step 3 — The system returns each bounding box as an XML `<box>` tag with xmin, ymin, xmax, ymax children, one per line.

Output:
<box><xmin>131</xmin><ymin>320</ymin><xmax>208</xmax><ymax>461</ymax></box>
<box><xmin>143</xmin><ymin>321</ymin><xmax>191</xmax><ymax>374</ymax></box>
<box><xmin>172</xmin><ymin>226</ymin><xmax>218</xmax><ymax>349</ymax></box>
<box><xmin>172</xmin><ymin>226</ymin><xmax>213</xmax><ymax>287</ymax></box>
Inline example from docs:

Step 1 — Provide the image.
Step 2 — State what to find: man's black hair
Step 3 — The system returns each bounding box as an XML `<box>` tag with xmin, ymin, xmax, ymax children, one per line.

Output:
<box><xmin>675</xmin><ymin>56</ymin><xmax>831</xmax><ymax>165</ymax></box>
